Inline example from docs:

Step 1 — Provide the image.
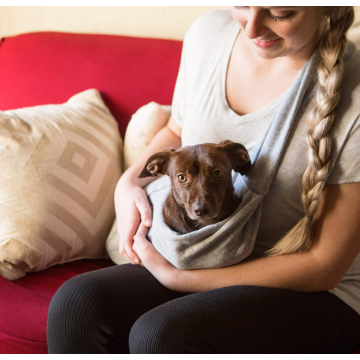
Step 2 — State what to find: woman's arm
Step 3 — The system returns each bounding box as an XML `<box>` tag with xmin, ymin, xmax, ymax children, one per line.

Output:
<box><xmin>135</xmin><ymin>182</ymin><xmax>360</xmax><ymax>293</ymax></box>
<box><xmin>114</xmin><ymin>115</ymin><xmax>181</xmax><ymax>264</ymax></box>
<box><xmin>170</xmin><ymin>182</ymin><xmax>360</xmax><ymax>293</ymax></box>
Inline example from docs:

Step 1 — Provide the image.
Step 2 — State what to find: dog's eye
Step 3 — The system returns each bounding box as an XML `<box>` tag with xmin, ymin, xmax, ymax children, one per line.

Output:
<box><xmin>213</xmin><ymin>170</ymin><xmax>223</xmax><ymax>178</ymax></box>
<box><xmin>178</xmin><ymin>174</ymin><xmax>187</xmax><ymax>183</ymax></box>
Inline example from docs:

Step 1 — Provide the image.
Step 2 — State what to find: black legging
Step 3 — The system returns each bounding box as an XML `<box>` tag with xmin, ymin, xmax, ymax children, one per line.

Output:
<box><xmin>47</xmin><ymin>264</ymin><xmax>360</xmax><ymax>354</ymax></box>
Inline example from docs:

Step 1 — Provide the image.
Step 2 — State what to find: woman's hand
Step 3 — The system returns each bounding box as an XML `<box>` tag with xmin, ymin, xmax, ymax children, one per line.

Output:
<box><xmin>114</xmin><ymin>116</ymin><xmax>182</xmax><ymax>266</ymax></box>
<box><xmin>114</xmin><ymin>177</ymin><xmax>152</xmax><ymax>265</ymax></box>
<box><xmin>133</xmin><ymin>222</ymin><xmax>179</xmax><ymax>289</ymax></box>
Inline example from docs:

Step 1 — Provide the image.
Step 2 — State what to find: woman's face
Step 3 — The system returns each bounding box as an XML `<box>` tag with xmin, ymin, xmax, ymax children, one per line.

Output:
<box><xmin>231</xmin><ymin>6</ymin><xmax>324</xmax><ymax>60</ymax></box>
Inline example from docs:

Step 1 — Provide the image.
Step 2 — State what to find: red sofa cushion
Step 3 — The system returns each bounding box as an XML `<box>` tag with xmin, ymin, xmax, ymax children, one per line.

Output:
<box><xmin>0</xmin><ymin>259</ymin><xmax>114</xmax><ymax>354</ymax></box>
<box><xmin>0</xmin><ymin>31</ymin><xmax>182</xmax><ymax>137</ymax></box>
<box><xmin>0</xmin><ymin>31</ymin><xmax>182</xmax><ymax>354</ymax></box>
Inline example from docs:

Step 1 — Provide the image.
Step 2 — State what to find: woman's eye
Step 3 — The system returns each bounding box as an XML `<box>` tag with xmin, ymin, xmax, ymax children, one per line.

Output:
<box><xmin>178</xmin><ymin>174</ymin><xmax>187</xmax><ymax>183</ymax></box>
<box><xmin>269</xmin><ymin>11</ymin><xmax>294</xmax><ymax>22</ymax></box>
<box><xmin>213</xmin><ymin>170</ymin><xmax>223</xmax><ymax>178</ymax></box>
<box><xmin>235</xmin><ymin>6</ymin><xmax>294</xmax><ymax>22</ymax></box>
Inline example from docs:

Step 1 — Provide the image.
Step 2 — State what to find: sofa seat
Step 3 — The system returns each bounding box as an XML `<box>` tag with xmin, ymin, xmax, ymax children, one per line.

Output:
<box><xmin>0</xmin><ymin>259</ymin><xmax>115</xmax><ymax>354</ymax></box>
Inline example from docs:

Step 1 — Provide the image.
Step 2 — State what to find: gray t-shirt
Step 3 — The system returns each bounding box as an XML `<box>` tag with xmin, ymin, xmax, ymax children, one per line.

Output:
<box><xmin>172</xmin><ymin>10</ymin><xmax>360</xmax><ymax>315</ymax></box>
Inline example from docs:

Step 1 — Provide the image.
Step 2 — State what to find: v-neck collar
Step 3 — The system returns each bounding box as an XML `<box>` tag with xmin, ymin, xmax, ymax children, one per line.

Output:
<box><xmin>217</xmin><ymin>22</ymin><xmax>289</xmax><ymax>126</ymax></box>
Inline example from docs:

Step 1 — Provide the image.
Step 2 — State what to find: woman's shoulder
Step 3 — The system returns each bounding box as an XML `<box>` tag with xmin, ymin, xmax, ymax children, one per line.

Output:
<box><xmin>344</xmin><ymin>40</ymin><xmax>360</xmax><ymax>64</ymax></box>
<box><xmin>343</xmin><ymin>42</ymin><xmax>360</xmax><ymax>84</ymax></box>
<box><xmin>326</xmin><ymin>42</ymin><xmax>360</xmax><ymax>185</ymax></box>
<box><xmin>341</xmin><ymin>42</ymin><xmax>360</xmax><ymax>110</ymax></box>
<box><xmin>184</xmin><ymin>9</ymin><xmax>236</xmax><ymax>49</ymax></box>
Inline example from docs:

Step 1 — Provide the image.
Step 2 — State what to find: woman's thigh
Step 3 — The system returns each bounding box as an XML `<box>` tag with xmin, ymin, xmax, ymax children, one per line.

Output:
<box><xmin>129</xmin><ymin>285</ymin><xmax>360</xmax><ymax>354</ymax></box>
<box><xmin>47</xmin><ymin>264</ymin><xmax>188</xmax><ymax>354</ymax></box>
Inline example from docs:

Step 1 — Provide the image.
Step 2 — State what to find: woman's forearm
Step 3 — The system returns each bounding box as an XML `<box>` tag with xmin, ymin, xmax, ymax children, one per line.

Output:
<box><xmin>172</xmin><ymin>250</ymin><xmax>337</xmax><ymax>293</ymax></box>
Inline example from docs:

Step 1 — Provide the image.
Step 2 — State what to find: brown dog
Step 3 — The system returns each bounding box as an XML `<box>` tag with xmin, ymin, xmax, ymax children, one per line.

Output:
<box><xmin>139</xmin><ymin>140</ymin><xmax>251</xmax><ymax>234</ymax></box>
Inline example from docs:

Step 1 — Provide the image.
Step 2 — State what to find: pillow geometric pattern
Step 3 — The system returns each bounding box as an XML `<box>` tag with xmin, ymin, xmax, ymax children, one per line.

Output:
<box><xmin>0</xmin><ymin>89</ymin><xmax>123</xmax><ymax>280</ymax></box>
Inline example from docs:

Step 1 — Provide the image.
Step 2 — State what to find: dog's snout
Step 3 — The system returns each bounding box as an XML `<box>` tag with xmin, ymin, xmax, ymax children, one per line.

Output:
<box><xmin>193</xmin><ymin>202</ymin><xmax>210</xmax><ymax>217</ymax></box>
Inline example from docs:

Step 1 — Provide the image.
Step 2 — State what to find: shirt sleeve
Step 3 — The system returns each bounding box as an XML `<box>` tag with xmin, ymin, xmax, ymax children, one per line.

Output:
<box><xmin>171</xmin><ymin>10</ymin><xmax>233</xmax><ymax>129</ymax></box>
<box><xmin>327</xmin><ymin>114</ymin><xmax>360</xmax><ymax>185</ymax></box>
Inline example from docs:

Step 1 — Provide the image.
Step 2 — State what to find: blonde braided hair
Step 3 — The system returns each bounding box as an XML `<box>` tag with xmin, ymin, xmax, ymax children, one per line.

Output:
<box><xmin>266</xmin><ymin>6</ymin><xmax>355</xmax><ymax>256</ymax></box>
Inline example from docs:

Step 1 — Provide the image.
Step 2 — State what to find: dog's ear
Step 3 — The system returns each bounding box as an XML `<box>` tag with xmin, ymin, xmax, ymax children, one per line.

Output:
<box><xmin>219</xmin><ymin>140</ymin><xmax>251</xmax><ymax>175</ymax></box>
<box><xmin>138</xmin><ymin>148</ymin><xmax>176</xmax><ymax>178</ymax></box>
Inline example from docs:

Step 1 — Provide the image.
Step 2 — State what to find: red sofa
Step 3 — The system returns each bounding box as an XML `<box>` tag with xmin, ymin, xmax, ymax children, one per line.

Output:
<box><xmin>0</xmin><ymin>31</ymin><xmax>182</xmax><ymax>354</ymax></box>
<box><xmin>1</xmin><ymin>31</ymin><xmax>359</xmax><ymax>355</ymax></box>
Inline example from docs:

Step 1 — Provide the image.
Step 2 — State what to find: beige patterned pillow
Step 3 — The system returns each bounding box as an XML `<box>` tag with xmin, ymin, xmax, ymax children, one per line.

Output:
<box><xmin>0</xmin><ymin>89</ymin><xmax>123</xmax><ymax>280</ymax></box>
<box><xmin>123</xmin><ymin>101</ymin><xmax>171</xmax><ymax>170</ymax></box>
<box><xmin>106</xmin><ymin>101</ymin><xmax>170</xmax><ymax>265</ymax></box>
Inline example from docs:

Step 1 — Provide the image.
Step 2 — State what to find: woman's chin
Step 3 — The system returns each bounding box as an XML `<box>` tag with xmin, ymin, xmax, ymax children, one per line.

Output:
<box><xmin>252</xmin><ymin>46</ymin><xmax>288</xmax><ymax>60</ymax></box>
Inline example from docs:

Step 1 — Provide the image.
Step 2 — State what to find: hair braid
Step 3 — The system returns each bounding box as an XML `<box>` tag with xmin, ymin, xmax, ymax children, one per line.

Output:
<box><xmin>266</xmin><ymin>7</ymin><xmax>355</xmax><ymax>256</ymax></box>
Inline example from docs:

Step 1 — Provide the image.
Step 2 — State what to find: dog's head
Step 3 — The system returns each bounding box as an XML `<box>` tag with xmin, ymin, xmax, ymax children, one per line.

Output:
<box><xmin>139</xmin><ymin>140</ymin><xmax>251</xmax><ymax>221</ymax></box>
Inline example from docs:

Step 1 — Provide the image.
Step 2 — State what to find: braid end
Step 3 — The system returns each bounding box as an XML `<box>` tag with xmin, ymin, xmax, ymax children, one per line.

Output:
<box><xmin>265</xmin><ymin>217</ymin><xmax>313</xmax><ymax>256</ymax></box>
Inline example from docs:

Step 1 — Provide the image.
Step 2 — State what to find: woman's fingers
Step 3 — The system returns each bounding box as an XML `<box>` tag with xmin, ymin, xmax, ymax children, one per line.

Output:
<box><xmin>119</xmin><ymin>216</ymin><xmax>141</xmax><ymax>264</ymax></box>
<box><xmin>115</xmin><ymin>184</ymin><xmax>152</xmax><ymax>265</ymax></box>
<box><xmin>130</xmin><ymin>222</ymin><xmax>150</xmax><ymax>266</ymax></box>
<box><xmin>135</xmin><ymin>196</ymin><xmax>152</xmax><ymax>227</ymax></box>
<box><xmin>136</xmin><ymin>221</ymin><xmax>149</xmax><ymax>237</ymax></box>
<box><xmin>133</xmin><ymin>229</ymin><xmax>151</xmax><ymax>266</ymax></box>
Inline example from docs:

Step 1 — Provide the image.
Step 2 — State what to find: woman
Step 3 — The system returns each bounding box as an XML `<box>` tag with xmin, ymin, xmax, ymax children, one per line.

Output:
<box><xmin>47</xmin><ymin>7</ymin><xmax>360</xmax><ymax>353</ymax></box>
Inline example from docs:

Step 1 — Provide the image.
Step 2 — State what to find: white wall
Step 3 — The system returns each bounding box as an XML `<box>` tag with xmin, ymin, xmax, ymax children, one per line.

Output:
<box><xmin>0</xmin><ymin>6</ymin><xmax>359</xmax><ymax>46</ymax></box>
<box><xmin>0</xmin><ymin>6</ymin><xmax>228</xmax><ymax>40</ymax></box>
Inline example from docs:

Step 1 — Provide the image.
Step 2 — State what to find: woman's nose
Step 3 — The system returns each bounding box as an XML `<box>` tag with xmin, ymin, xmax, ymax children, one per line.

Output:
<box><xmin>244</xmin><ymin>9</ymin><xmax>269</xmax><ymax>39</ymax></box>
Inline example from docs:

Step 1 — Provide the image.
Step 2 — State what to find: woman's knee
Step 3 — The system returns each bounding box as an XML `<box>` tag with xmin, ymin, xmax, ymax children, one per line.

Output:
<box><xmin>48</xmin><ymin>264</ymin><xmax>142</xmax><ymax>324</ymax></box>
<box><xmin>47</xmin><ymin>267</ymin><xmax>132</xmax><ymax>353</ymax></box>
<box><xmin>47</xmin><ymin>272</ymin><xmax>101</xmax><ymax>347</ymax></box>
<box><xmin>47</xmin><ymin>265</ymin><xmax>137</xmax><ymax>333</ymax></box>
<box><xmin>48</xmin><ymin>272</ymin><xmax>98</xmax><ymax>322</ymax></box>
<box><xmin>47</xmin><ymin>264</ymin><xmax>182</xmax><ymax>353</ymax></box>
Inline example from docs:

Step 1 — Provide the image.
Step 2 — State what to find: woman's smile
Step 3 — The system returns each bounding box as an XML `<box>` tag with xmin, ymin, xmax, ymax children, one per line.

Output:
<box><xmin>253</xmin><ymin>37</ymin><xmax>281</xmax><ymax>48</ymax></box>
<box><xmin>232</xmin><ymin>6</ymin><xmax>324</xmax><ymax>62</ymax></box>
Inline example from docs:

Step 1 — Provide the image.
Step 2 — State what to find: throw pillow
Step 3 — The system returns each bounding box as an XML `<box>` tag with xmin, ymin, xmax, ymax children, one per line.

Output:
<box><xmin>123</xmin><ymin>101</ymin><xmax>171</xmax><ymax>170</ymax></box>
<box><xmin>0</xmin><ymin>89</ymin><xmax>123</xmax><ymax>280</ymax></box>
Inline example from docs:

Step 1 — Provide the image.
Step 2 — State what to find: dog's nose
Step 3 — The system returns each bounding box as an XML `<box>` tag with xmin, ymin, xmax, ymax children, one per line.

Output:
<box><xmin>193</xmin><ymin>202</ymin><xmax>210</xmax><ymax>217</ymax></box>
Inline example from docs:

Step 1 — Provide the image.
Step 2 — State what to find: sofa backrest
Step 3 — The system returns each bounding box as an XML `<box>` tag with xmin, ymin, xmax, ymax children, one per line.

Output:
<box><xmin>0</xmin><ymin>32</ymin><xmax>183</xmax><ymax>137</ymax></box>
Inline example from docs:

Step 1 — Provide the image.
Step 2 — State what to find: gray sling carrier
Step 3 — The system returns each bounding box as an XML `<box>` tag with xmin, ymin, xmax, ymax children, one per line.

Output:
<box><xmin>145</xmin><ymin>49</ymin><xmax>319</xmax><ymax>270</ymax></box>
